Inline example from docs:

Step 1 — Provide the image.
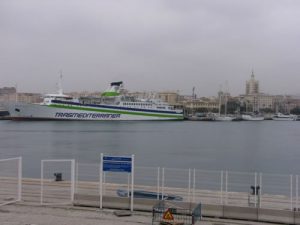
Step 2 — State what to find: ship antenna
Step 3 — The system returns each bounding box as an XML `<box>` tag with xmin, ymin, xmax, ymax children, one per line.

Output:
<box><xmin>15</xmin><ymin>83</ymin><xmax>18</xmax><ymax>102</ymax></box>
<box><xmin>192</xmin><ymin>87</ymin><xmax>195</xmax><ymax>100</ymax></box>
<box><xmin>58</xmin><ymin>70</ymin><xmax>63</xmax><ymax>95</ymax></box>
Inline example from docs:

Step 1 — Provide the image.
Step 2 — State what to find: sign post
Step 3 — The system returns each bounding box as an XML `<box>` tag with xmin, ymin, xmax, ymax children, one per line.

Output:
<box><xmin>100</xmin><ymin>154</ymin><xmax>134</xmax><ymax>211</ymax></box>
<box><xmin>100</xmin><ymin>153</ymin><xmax>103</xmax><ymax>209</ymax></box>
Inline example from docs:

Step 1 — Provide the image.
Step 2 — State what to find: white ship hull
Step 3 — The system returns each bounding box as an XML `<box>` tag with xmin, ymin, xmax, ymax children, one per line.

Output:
<box><xmin>272</xmin><ymin>117</ymin><xmax>295</xmax><ymax>121</ymax></box>
<box><xmin>272</xmin><ymin>113</ymin><xmax>296</xmax><ymax>121</ymax></box>
<box><xmin>8</xmin><ymin>102</ymin><xmax>183</xmax><ymax>121</ymax></box>
<box><xmin>242</xmin><ymin>115</ymin><xmax>264</xmax><ymax>121</ymax></box>
<box><xmin>215</xmin><ymin>116</ymin><xmax>234</xmax><ymax>121</ymax></box>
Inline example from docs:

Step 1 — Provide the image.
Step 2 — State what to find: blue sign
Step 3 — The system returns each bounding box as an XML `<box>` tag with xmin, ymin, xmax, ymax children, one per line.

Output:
<box><xmin>103</xmin><ymin>156</ymin><xmax>132</xmax><ymax>162</ymax></box>
<box><xmin>102</xmin><ymin>156</ymin><xmax>132</xmax><ymax>173</ymax></box>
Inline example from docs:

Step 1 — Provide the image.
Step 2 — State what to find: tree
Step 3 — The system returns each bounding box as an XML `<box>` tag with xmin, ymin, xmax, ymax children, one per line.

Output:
<box><xmin>226</xmin><ymin>99</ymin><xmax>240</xmax><ymax>114</ymax></box>
<box><xmin>291</xmin><ymin>107</ymin><xmax>300</xmax><ymax>115</ymax></box>
<box><xmin>260</xmin><ymin>108</ymin><xmax>274</xmax><ymax>113</ymax></box>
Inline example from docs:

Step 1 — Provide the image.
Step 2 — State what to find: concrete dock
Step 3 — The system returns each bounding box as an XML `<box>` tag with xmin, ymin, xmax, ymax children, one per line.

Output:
<box><xmin>1</xmin><ymin>177</ymin><xmax>300</xmax><ymax>224</ymax></box>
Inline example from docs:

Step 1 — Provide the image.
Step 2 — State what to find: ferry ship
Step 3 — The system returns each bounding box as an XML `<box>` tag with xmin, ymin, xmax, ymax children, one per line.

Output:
<box><xmin>8</xmin><ymin>81</ymin><xmax>183</xmax><ymax>121</ymax></box>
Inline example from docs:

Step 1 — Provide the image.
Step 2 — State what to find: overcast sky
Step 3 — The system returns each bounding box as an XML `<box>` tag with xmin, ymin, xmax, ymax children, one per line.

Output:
<box><xmin>1</xmin><ymin>0</ymin><xmax>300</xmax><ymax>96</ymax></box>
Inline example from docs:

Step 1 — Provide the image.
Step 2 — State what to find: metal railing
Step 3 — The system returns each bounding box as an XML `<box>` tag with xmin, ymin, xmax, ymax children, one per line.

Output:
<box><xmin>0</xmin><ymin>157</ymin><xmax>22</xmax><ymax>206</ymax></box>
<box><xmin>74</xmin><ymin>163</ymin><xmax>299</xmax><ymax>211</ymax></box>
<box><xmin>1</xmin><ymin>157</ymin><xmax>298</xmax><ymax>212</ymax></box>
<box><xmin>40</xmin><ymin>159</ymin><xmax>75</xmax><ymax>205</ymax></box>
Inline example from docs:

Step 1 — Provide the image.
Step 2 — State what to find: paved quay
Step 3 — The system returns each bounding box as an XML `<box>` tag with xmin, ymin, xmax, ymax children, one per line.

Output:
<box><xmin>0</xmin><ymin>203</ymin><xmax>284</xmax><ymax>225</ymax></box>
<box><xmin>1</xmin><ymin>177</ymin><xmax>298</xmax><ymax>224</ymax></box>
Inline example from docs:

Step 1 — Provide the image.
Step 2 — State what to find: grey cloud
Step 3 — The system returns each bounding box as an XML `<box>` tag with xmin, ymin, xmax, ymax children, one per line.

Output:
<box><xmin>1</xmin><ymin>0</ymin><xmax>300</xmax><ymax>96</ymax></box>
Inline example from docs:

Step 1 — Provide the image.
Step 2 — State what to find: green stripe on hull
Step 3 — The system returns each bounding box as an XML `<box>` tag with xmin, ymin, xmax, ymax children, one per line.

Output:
<box><xmin>48</xmin><ymin>104</ymin><xmax>183</xmax><ymax>119</ymax></box>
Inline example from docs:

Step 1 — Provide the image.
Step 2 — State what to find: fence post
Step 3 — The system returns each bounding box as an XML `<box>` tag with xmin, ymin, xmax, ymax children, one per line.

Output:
<box><xmin>99</xmin><ymin>153</ymin><xmax>103</xmax><ymax>209</ymax></box>
<box><xmin>40</xmin><ymin>160</ymin><xmax>44</xmax><ymax>205</ymax></box>
<box><xmin>188</xmin><ymin>169</ymin><xmax>191</xmax><ymax>202</ymax></box>
<box><xmin>259</xmin><ymin>172</ymin><xmax>262</xmax><ymax>208</ymax></box>
<box><xmin>254</xmin><ymin>172</ymin><xmax>257</xmax><ymax>207</ymax></box>
<box><xmin>162</xmin><ymin>168</ymin><xmax>165</xmax><ymax>200</ymax></box>
<box><xmin>71</xmin><ymin>160</ymin><xmax>75</xmax><ymax>202</ymax></box>
<box><xmin>75</xmin><ymin>162</ymin><xmax>78</xmax><ymax>194</ymax></box>
<box><xmin>130</xmin><ymin>154</ymin><xmax>134</xmax><ymax>212</ymax></box>
<box><xmin>225</xmin><ymin>171</ymin><xmax>228</xmax><ymax>205</ymax></box>
<box><xmin>291</xmin><ymin>174</ymin><xmax>293</xmax><ymax>211</ymax></box>
<box><xmin>18</xmin><ymin>157</ymin><xmax>22</xmax><ymax>202</ymax></box>
<box><xmin>193</xmin><ymin>169</ymin><xmax>196</xmax><ymax>203</ymax></box>
<box><xmin>220</xmin><ymin>170</ymin><xmax>223</xmax><ymax>205</ymax></box>
<box><xmin>157</xmin><ymin>167</ymin><xmax>160</xmax><ymax>200</ymax></box>
<box><xmin>296</xmin><ymin>175</ymin><xmax>299</xmax><ymax>211</ymax></box>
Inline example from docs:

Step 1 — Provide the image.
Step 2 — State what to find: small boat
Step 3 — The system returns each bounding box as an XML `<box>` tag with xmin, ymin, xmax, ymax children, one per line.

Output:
<box><xmin>272</xmin><ymin>113</ymin><xmax>296</xmax><ymax>121</ymax></box>
<box><xmin>215</xmin><ymin>115</ymin><xmax>234</xmax><ymax>121</ymax></box>
<box><xmin>117</xmin><ymin>189</ymin><xmax>183</xmax><ymax>201</ymax></box>
<box><xmin>215</xmin><ymin>88</ymin><xmax>235</xmax><ymax>121</ymax></box>
<box><xmin>187</xmin><ymin>113</ymin><xmax>215</xmax><ymax>121</ymax></box>
<box><xmin>242</xmin><ymin>114</ymin><xmax>264</xmax><ymax>121</ymax></box>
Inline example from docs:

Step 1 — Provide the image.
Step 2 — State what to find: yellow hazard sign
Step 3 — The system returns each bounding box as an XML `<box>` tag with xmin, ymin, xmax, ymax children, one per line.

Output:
<box><xmin>163</xmin><ymin>208</ymin><xmax>174</xmax><ymax>220</ymax></box>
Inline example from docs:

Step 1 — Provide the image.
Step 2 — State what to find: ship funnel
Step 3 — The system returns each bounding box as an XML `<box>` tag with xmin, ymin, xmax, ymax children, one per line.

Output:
<box><xmin>110</xmin><ymin>81</ymin><xmax>123</xmax><ymax>87</ymax></box>
<box><xmin>102</xmin><ymin>81</ymin><xmax>123</xmax><ymax>97</ymax></box>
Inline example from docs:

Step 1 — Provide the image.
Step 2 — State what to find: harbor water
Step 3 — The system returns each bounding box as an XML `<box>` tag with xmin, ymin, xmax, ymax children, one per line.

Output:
<box><xmin>0</xmin><ymin>120</ymin><xmax>300</xmax><ymax>177</ymax></box>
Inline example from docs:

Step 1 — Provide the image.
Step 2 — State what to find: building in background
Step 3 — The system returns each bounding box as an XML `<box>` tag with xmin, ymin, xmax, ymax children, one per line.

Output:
<box><xmin>272</xmin><ymin>95</ymin><xmax>300</xmax><ymax>114</ymax></box>
<box><xmin>16</xmin><ymin>93</ymin><xmax>42</xmax><ymax>103</ymax></box>
<box><xmin>182</xmin><ymin>97</ymin><xmax>219</xmax><ymax>115</ymax></box>
<box><xmin>0</xmin><ymin>87</ymin><xmax>17</xmax><ymax>103</ymax></box>
<box><xmin>239</xmin><ymin>94</ymin><xmax>274</xmax><ymax>113</ymax></box>
<box><xmin>240</xmin><ymin>71</ymin><xmax>275</xmax><ymax>113</ymax></box>
<box><xmin>0</xmin><ymin>87</ymin><xmax>16</xmax><ymax>95</ymax></box>
<box><xmin>246</xmin><ymin>71</ymin><xmax>259</xmax><ymax>95</ymax></box>
<box><xmin>157</xmin><ymin>92</ymin><xmax>180</xmax><ymax>105</ymax></box>
<box><xmin>1</xmin><ymin>75</ymin><xmax>299</xmax><ymax>115</ymax></box>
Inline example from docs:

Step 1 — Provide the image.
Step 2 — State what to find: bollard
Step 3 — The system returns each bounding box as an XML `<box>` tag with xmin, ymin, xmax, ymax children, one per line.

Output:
<box><xmin>54</xmin><ymin>173</ymin><xmax>63</xmax><ymax>181</ymax></box>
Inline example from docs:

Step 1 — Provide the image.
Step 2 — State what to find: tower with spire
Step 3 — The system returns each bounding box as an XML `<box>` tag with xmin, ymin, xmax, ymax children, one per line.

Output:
<box><xmin>246</xmin><ymin>70</ymin><xmax>259</xmax><ymax>95</ymax></box>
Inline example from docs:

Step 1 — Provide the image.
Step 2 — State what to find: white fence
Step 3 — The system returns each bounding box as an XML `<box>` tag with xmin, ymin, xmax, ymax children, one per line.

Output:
<box><xmin>0</xmin><ymin>157</ymin><xmax>22</xmax><ymax>206</ymax></box>
<box><xmin>41</xmin><ymin>159</ymin><xmax>75</xmax><ymax>205</ymax></box>
<box><xmin>74</xmin><ymin>164</ymin><xmax>300</xmax><ymax>211</ymax></box>
<box><xmin>1</xmin><ymin>157</ymin><xmax>299</xmax><ymax>212</ymax></box>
